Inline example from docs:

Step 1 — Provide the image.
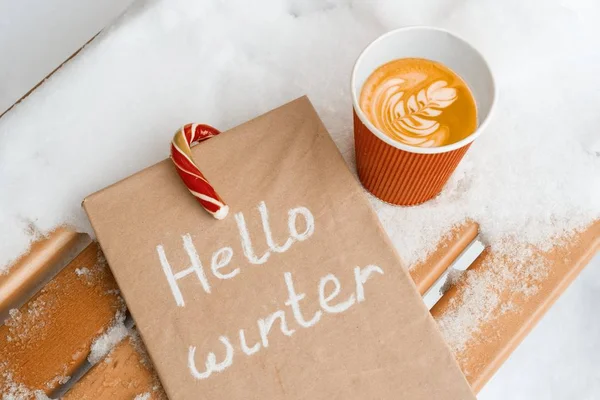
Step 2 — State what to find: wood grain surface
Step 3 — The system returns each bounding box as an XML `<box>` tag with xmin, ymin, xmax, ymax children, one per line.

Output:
<box><xmin>0</xmin><ymin>242</ymin><xmax>124</xmax><ymax>397</ymax></box>
<box><xmin>63</xmin><ymin>334</ymin><xmax>167</xmax><ymax>400</ymax></box>
<box><xmin>432</xmin><ymin>220</ymin><xmax>600</xmax><ymax>393</ymax></box>
<box><xmin>0</xmin><ymin>228</ymin><xmax>84</xmax><ymax>319</ymax></box>
<box><xmin>410</xmin><ymin>221</ymin><xmax>479</xmax><ymax>294</ymax></box>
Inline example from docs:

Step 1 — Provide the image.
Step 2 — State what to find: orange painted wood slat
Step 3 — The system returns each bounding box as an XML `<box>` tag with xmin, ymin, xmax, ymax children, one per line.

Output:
<box><xmin>432</xmin><ymin>220</ymin><xmax>600</xmax><ymax>394</ymax></box>
<box><xmin>0</xmin><ymin>242</ymin><xmax>124</xmax><ymax>397</ymax></box>
<box><xmin>0</xmin><ymin>228</ymin><xmax>84</xmax><ymax>319</ymax></box>
<box><xmin>63</xmin><ymin>334</ymin><xmax>167</xmax><ymax>400</ymax></box>
<box><xmin>410</xmin><ymin>221</ymin><xmax>479</xmax><ymax>295</ymax></box>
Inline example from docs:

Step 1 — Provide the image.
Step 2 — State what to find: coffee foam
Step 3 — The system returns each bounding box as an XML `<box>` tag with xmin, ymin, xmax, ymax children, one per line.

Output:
<box><xmin>359</xmin><ymin>58</ymin><xmax>477</xmax><ymax>148</ymax></box>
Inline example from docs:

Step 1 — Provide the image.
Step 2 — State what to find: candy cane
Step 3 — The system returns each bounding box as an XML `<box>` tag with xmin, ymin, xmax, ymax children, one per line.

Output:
<box><xmin>170</xmin><ymin>123</ymin><xmax>229</xmax><ymax>220</ymax></box>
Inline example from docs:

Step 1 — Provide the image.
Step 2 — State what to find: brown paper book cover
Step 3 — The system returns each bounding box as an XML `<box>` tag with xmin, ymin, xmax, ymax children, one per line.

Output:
<box><xmin>83</xmin><ymin>96</ymin><xmax>474</xmax><ymax>399</ymax></box>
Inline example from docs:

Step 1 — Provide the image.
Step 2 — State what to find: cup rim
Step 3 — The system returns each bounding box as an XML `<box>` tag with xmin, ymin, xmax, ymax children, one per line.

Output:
<box><xmin>351</xmin><ymin>25</ymin><xmax>497</xmax><ymax>155</ymax></box>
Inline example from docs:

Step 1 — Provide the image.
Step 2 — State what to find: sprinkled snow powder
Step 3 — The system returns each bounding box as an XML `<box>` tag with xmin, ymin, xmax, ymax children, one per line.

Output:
<box><xmin>46</xmin><ymin>374</ymin><xmax>70</xmax><ymax>388</ymax></box>
<box><xmin>134</xmin><ymin>393</ymin><xmax>151</xmax><ymax>400</ymax></box>
<box><xmin>1</xmin><ymin>372</ymin><xmax>50</xmax><ymax>400</ymax></box>
<box><xmin>436</xmin><ymin>240</ymin><xmax>551</xmax><ymax>353</ymax></box>
<box><xmin>74</xmin><ymin>266</ymin><xmax>96</xmax><ymax>286</ymax></box>
<box><xmin>4</xmin><ymin>296</ymin><xmax>51</xmax><ymax>344</ymax></box>
<box><xmin>74</xmin><ymin>267</ymin><xmax>90</xmax><ymax>276</ymax></box>
<box><xmin>88</xmin><ymin>311</ymin><xmax>128</xmax><ymax>365</ymax></box>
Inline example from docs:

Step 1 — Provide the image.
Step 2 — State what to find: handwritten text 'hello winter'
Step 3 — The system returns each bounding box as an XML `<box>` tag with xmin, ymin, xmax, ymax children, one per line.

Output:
<box><xmin>156</xmin><ymin>201</ymin><xmax>384</xmax><ymax>381</ymax></box>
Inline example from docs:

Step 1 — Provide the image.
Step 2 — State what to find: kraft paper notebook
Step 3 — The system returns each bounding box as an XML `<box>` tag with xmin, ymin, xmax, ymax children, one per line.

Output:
<box><xmin>84</xmin><ymin>96</ymin><xmax>475</xmax><ymax>399</ymax></box>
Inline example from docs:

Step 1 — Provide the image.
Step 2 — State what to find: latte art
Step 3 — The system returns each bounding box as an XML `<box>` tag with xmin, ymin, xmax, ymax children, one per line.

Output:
<box><xmin>359</xmin><ymin>58</ymin><xmax>477</xmax><ymax>147</ymax></box>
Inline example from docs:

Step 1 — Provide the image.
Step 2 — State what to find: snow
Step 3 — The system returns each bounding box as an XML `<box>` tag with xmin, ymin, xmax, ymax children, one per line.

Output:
<box><xmin>87</xmin><ymin>311</ymin><xmax>128</xmax><ymax>365</ymax></box>
<box><xmin>74</xmin><ymin>267</ymin><xmax>90</xmax><ymax>277</ymax></box>
<box><xmin>0</xmin><ymin>0</ymin><xmax>599</xmax><ymax>397</ymax></box>
<box><xmin>0</xmin><ymin>0</ymin><xmax>133</xmax><ymax>114</ymax></box>
<box><xmin>1</xmin><ymin>372</ymin><xmax>50</xmax><ymax>400</ymax></box>
<box><xmin>479</xmin><ymin>254</ymin><xmax>600</xmax><ymax>399</ymax></box>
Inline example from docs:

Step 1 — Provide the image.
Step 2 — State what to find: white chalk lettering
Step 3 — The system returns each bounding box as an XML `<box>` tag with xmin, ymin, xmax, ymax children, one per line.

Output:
<box><xmin>239</xmin><ymin>329</ymin><xmax>261</xmax><ymax>355</ymax></box>
<box><xmin>235</xmin><ymin>211</ymin><xmax>271</xmax><ymax>265</ymax></box>
<box><xmin>188</xmin><ymin>336</ymin><xmax>234</xmax><ymax>380</ymax></box>
<box><xmin>185</xmin><ymin>266</ymin><xmax>384</xmax><ymax>381</ymax></box>
<box><xmin>259</xmin><ymin>201</ymin><xmax>294</xmax><ymax>253</ymax></box>
<box><xmin>319</xmin><ymin>274</ymin><xmax>356</xmax><ymax>314</ymax></box>
<box><xmin>157</xmin><ymin>234</ymin><xmax>211</xmax><ymax>307</ymax></box>
<box><xmin>211</xmin><ymin>247</ymin><xmax>238</xmax><ymax>280</ymax></box>
<box><xmin>284</xmin><ymin>272</ymin><xmax>322</xmax><ymax>328</ymax></box>
<box><xmin>354</xmin><ymin>265</ymin><xmax>384</xmax><ymax>302</ymax></box>
<box><xmin>157</xmin><ymin>202</ymin><xmax>316</xmax><ymax>306</ymax></box>
<box><xmin>258</xmin><ymin>310</ymin><xmax>295</xmax><ymax>347</ymax></box>
<box><xmin>158</xmin><ymin>200</ymin><xmax>390</xmax><ymax>382</ymax></box>
<box><xmin>288</xmin><ymin>206</ymin><xmax>315</xmax><ymax>241</ymax></box>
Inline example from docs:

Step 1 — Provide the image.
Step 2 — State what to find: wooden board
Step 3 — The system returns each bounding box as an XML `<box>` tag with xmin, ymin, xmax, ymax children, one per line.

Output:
<box><xmin>410</xmin><ymin>221</ymin><xmax>479</xmax><ymax>295</ymax></box>
<box><xmin>63</xmin><ymin>334</ymin><xmax>167</xmax><ymax>400</ymax></box>
<box><xmin>0</xmin><ymin>228</ymin><xmax>83</xmax><ymax>319</ymax></box>
<box><xmin>431</xmin><ymin>220</ymin><xmax>600</xmax><ymax>393</ymax></box>
<box><xmin>0</xmin><ymin>242</ymin><xmax>124</xmax><ymax>397</ymax></box>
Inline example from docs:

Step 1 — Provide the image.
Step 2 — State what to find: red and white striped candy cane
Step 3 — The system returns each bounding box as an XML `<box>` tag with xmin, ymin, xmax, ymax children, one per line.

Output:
<box><xmin>170</xmin><ymin>123</ymin><xmax>229</xmax><ymax>220</ymax></box>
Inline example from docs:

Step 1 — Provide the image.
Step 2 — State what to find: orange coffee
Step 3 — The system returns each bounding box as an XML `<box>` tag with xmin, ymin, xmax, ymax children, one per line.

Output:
<box><xmin>359</xmin><ymin>58</ymin><xmax>477</xmax><ymax>148</ymax></box>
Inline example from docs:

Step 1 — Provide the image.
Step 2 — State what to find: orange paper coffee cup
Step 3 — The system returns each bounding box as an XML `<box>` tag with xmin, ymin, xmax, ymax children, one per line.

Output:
<box><xmin>352</xmin><ymin>27</ymin><xmax>496</xmax><ymax>206</ymax></box>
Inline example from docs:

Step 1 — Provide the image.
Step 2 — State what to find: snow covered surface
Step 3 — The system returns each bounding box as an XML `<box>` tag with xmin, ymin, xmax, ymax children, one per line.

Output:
<box><xmin>1</xmin><ymin>371</ymin><xmax>50</xmax><ymax>400</ymax></box>
<box><xmin>0</xmin><ymin>0</ymin><xmax>599</xmax><ymax>398</ymax></box>
<box><xmin>479</xmin><ymin>258</ymin><xmax>600</xmax><ymax>399</ymax></box>
<box><xmin>0</xmin><ymin>0</ymin><xmax>133</xmax><ymax>114</ymax></box>
<box><xmin>87</xmin><ymin>310</ymin><xmax>128</xmax><ymax>365</ymax></box>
